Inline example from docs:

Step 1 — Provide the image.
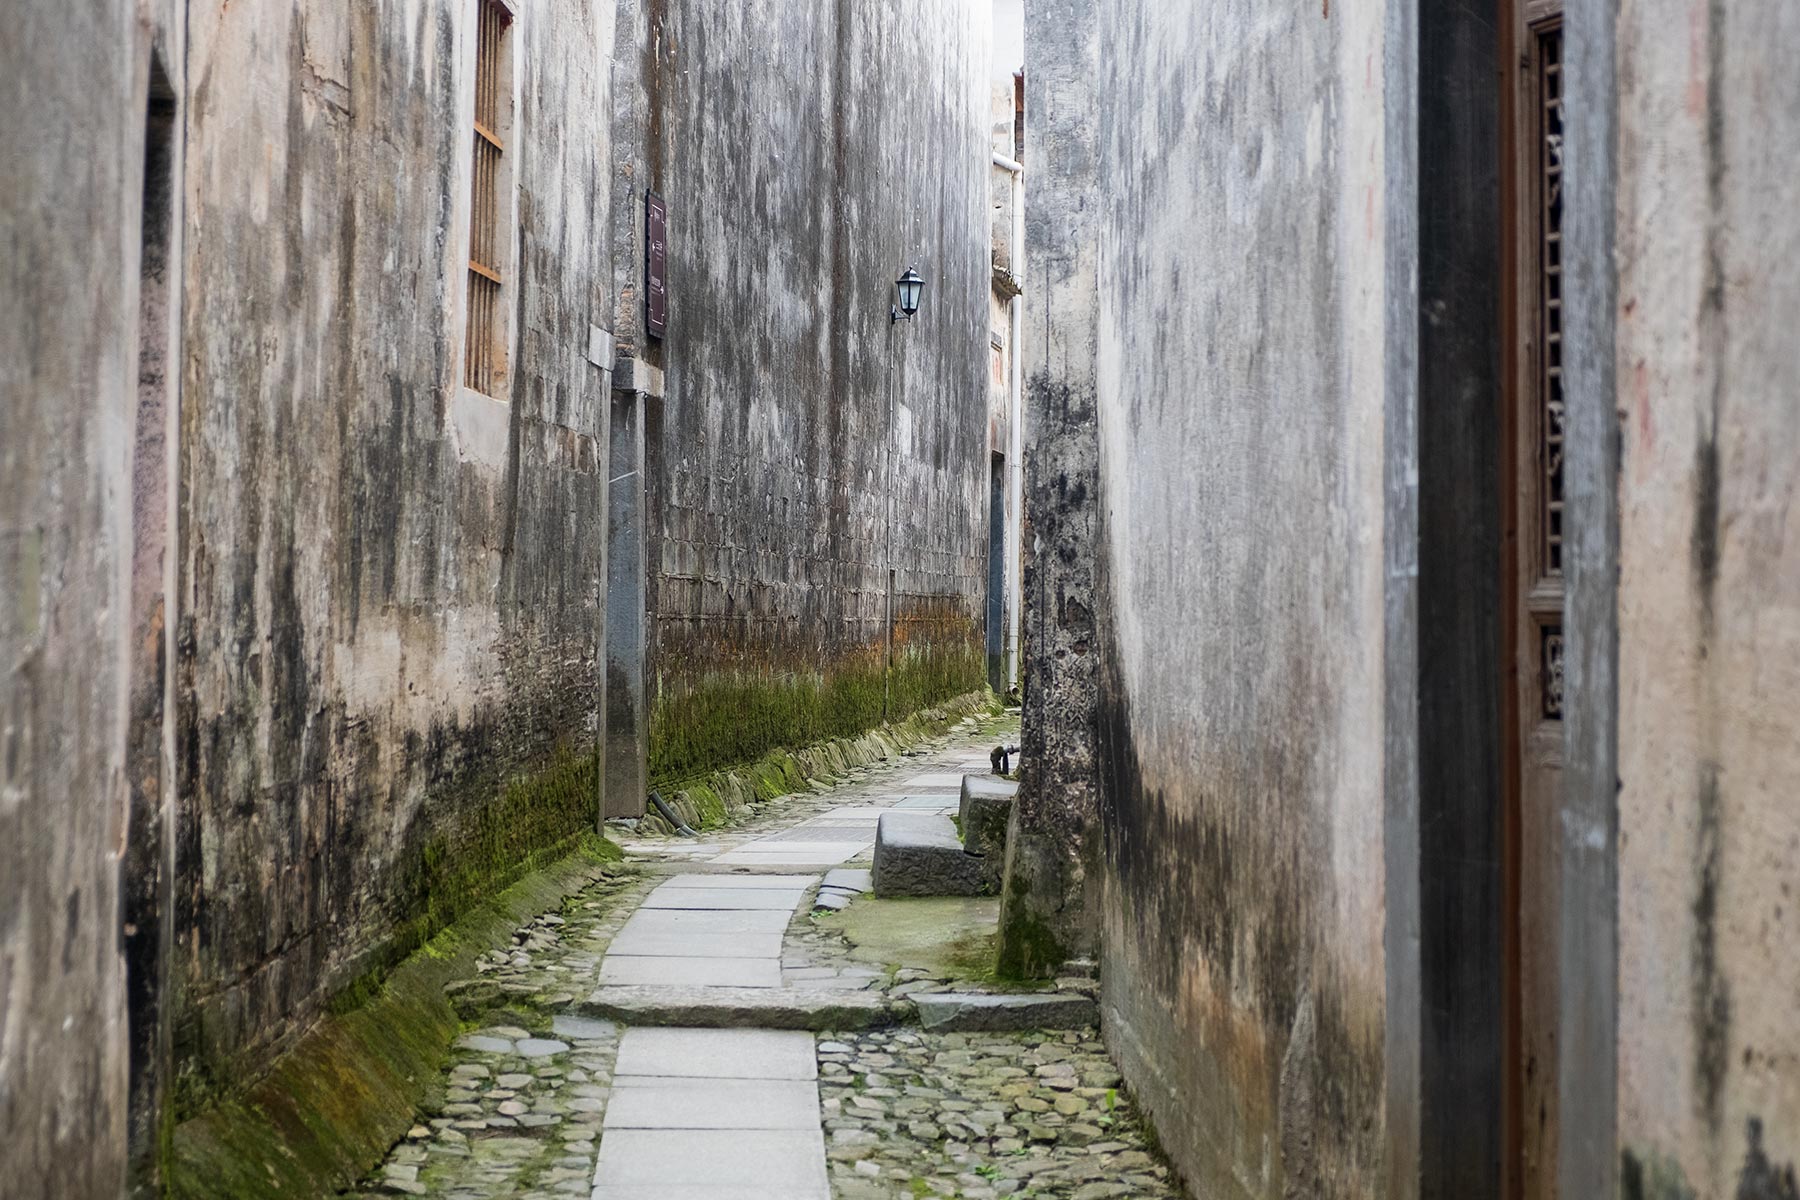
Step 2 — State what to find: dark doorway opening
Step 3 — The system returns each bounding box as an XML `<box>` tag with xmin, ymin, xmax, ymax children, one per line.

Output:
<box><xmin>124</xmin><ymin>52</ymin><xmax>178</xmax><ymax>1198</ymax></box>
<box><xmin>605</xmin><ymin>389</ymin><xmax>647</xmax><ymax>819</ymax></box>
<box><xmin>986</xmin><ymin>452</ymin><xmax>1006</xmax><ymax>693</ymax></box>
<box><xmin>1414</xmin><ymin>0</ymin><xmax>1507</xmax><ymax>1194</ymax></box>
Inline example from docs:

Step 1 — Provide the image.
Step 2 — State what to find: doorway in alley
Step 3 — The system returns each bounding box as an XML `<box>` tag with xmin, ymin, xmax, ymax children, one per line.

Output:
<box><xmin>124</xmin><ymin>52</ymin><xmax>179</xmax><ymax>1197</ymax></box>
<box><xmin>1500</xmin><ymin>2</ymin><xmax>1566</xmax><ymax>1197</ymax></box>
<box><xmin>987</xmin><ymin>452</ymin><xmax>1006</xmax><ymax>692</ymax></box>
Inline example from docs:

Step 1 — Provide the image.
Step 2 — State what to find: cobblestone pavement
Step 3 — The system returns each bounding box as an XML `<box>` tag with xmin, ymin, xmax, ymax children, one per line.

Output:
<box><xmin>346</xmin><ymin>710</ymin><xmax>1184</xmax><ymax>1199</ymax></box>
<box><xmin>818</xmin><ymin>1028</ymin><xmax>1181</xmax><ymax>1200</ymax></box>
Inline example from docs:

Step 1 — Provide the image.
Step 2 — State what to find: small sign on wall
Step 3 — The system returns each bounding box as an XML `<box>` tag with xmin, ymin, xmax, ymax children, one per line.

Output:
<box><xmin>645</xmin><ymin>190</ymin><xmax>667</xmax><ymax>340</ymax></box>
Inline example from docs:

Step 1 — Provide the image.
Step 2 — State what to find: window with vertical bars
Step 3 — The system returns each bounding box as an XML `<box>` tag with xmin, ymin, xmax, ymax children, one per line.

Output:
<box><xmin>1536</xmin><ymin>22</ymin><xmax>1565</xmax><ymax>582</ymax></box>
<box><xmin>465</xmin><ymin>0</ymin><xmax>510</xmax><ymax>396</ymax></box>
<box><xmin>1534</xmin><ymin>19</ymin><xmax>1565</xmax><ymax>720</ymax></box>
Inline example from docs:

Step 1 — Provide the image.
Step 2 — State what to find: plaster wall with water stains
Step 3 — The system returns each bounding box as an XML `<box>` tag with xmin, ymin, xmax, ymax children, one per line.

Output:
<box><xmin>1610</xmin><ymin>2</ymin><xmax>1800</xmax><ymax>1194</ymax></box>
<box><xmin>173</xmin><ymin>0</ymin><xmax>619</xmax><ymax>1106</ymax></box>
<box><xmin>1075</xmin><ymin>1</ymin><xmax>1394</xmax><ymax>1196</ymax></box>
<box><xmin>626</xmin><ymin>0</ymin><xmax>996</xmax><ymax>787</ymax></box>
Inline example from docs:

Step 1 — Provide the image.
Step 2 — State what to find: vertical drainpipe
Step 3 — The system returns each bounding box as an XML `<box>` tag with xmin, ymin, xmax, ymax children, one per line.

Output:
<box><xmin>993</xmin><ymin>149</ymin><xmax>1026</xmax><ymax>688</ymax></box>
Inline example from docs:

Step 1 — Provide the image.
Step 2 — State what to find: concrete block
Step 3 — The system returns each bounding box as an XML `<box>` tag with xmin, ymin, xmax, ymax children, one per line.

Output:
<box><xmin>872</xmin><ymin>812</ymin><xmax>988</xmax><ymax>898</ymax></box>
<box><xmin>913</xmin><ymin>992</ymin><xmax>1100</xmax><ymax>1032</ymax></box>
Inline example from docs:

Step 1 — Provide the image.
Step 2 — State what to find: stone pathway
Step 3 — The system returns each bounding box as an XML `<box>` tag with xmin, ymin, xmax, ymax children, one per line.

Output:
<box><xmin>583</xmin><ymin>868</ymin><xmax>832</xmax><ymax>1191</ymax></box>
<box><xmin>597</xmin><ymin>874</ymin><xmax>815</xmax><ymax>989</ymax></box>
<box><xmin>347</xmin><ymin>710</ymin><xmax>1190</xmax><ymax>1199</ymax></box>
<box><xmin>594</xmin><ymin>1027</ymin><xmax>828</xmax><ymax>1199</ymax></box>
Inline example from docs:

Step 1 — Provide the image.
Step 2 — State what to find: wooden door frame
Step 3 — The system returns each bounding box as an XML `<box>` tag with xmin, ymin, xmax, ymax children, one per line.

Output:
<box><xmin>1500</xmin><ymin>0</ymin><xmax>1565</xmax><ymax>1194</ymax></box>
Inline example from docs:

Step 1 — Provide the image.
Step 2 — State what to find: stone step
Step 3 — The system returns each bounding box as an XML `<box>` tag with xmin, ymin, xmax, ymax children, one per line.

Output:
<box><xmin>577</xmin><ymin>985</ymin><xmax>908</xmax><ymax>1031</ymax></box>
<box><xmin>871</xmin><ymin>810</ymin><xmax>988</xmax><ymax>898</ymax></box>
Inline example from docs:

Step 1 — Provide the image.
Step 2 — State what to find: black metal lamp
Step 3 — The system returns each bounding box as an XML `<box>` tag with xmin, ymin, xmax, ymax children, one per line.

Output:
<box><xmin>892</xmin><ymin>266</ymin><xmax>924</xmax><ymax>323</ymax></box>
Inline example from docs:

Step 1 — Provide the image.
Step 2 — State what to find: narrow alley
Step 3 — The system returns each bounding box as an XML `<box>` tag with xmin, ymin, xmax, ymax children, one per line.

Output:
<box><xmin>5</xmin><ymin>0</ymin><xmax>1799</xmax><ymax>1199</ymax></box>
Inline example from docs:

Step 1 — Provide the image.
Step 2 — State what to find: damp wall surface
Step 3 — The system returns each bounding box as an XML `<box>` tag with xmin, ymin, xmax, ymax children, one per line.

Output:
<box><xmin>633</xmin><ymin>0</ymin><xmax>996</xmax><ymax>786</ymax></box>
<box><xmin>1610</xmin><ymin>3</ymin><xmax>1800</xmax><ymax>1193</ymax></box>
<box><xmin>0</xmin><ymin>2</ymin><xmax>151</xmax><ymax>1193</ymax></box>
<box><xmin>174</xmin><ymin>0</ymin><xmax>617</xmax><ymax>1102</ymax></box>
<box><xmin>1076</xmin><ymin>1</ymin><xmax>1392</xmax><ymax>1196</ymax></box>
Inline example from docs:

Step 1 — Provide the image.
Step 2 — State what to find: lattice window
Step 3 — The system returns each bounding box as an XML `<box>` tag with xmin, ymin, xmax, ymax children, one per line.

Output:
<box><xmin>465</xmin><ymin>0</ymin><xmax>511</xmax><ymax>396</ymax></box>
<box><xmin>1541</xmin><ymin>625</ymin><xmax>1564</xmax><ymax>720</ymax></box>
<box><xmin>1537</xmin><ymin>23</ymin><xmax>1565</xmax><ymax>578</ymax></box>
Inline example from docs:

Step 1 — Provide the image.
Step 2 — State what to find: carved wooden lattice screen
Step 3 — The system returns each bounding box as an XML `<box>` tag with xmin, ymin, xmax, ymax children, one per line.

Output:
<box><xmin>465</xmin><ymin>0</ymin><xmax>509</xmax><ymax>396</ymax></box>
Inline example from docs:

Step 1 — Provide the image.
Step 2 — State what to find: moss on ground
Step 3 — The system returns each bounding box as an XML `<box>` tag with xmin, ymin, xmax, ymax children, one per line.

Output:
<box><xmin>995</xmin><ymin>873</ymin><xmax>1070</xmax><ymax>982</ymax></box>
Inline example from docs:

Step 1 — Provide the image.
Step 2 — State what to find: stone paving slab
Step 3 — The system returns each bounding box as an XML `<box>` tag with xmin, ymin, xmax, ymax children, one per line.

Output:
<box><xmin>710</xmin><ymin>843</ymin><xmax>868</xmax><ymax>866</ymax></box>
<box><xmin>892</xmin><ymin>795</ymin><xmax>961</xmax><ymax>810</ymax></box>
<box><xmin>616</xmin><ymin>907</ymin><xmax>795</xmax><ymax>934</ymax></box>
<box><xmin>598</xmin><ymin>955</ymin><xmax>783</xmax><ymax>988</ymax></box>
<box><xmin>749</xmin><ymin>823</ymin><xmax>878</xmax><ymax>842</ymax></box>
<box><xmin>613</xmin><ymin>1028</ymin><xmax>819</xmax><ymax>1080</ymax></box>
<box><xmin>820</xmin><ymin>867</ymin><xmax>873</xmax><ymax>892</ymax></box>
<box><xmin>640</xmin><ymin>886</ymin><xmax>809</xmax><ymax>910</ymax></box>
<box><xmin>602</xmin><ymin>1077</ymin><xmax>820</xmax><ymax>1130</ymax></box>
<box><xmin>605</xmin><ymin>928</ymin><xmax>786</xmax><ymax>959</ymax></box>
<box><xmin>657</xmin><ymin>873</ymin><xmax>819</xmax><ymax>889</ymax></box>
<box><xmin>900</xmin><ymin>772</ymin><xmax>965</xmax><ymax>788</ymax></box>
<box><xmin>592</xmin><ymin>1129</ymin><xmax>829</xmax><ymax>1196</ymax></box>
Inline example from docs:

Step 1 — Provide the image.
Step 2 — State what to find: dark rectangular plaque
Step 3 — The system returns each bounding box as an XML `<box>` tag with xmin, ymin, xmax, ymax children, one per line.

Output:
<box><xmin>645</xmin><ymin>190</ymin><xmax>667</xmax><ymax>339</ymax></box>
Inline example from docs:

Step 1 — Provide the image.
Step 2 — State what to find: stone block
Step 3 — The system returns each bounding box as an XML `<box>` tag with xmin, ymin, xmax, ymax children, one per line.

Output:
<box><xmin>912</xmin><ymin>992</ymin><xmax>1100</xmax><ymax>1032</ymax></box>
<box><xmin>581</xmin><ymin>986</ymin><xmax>902</xmax><ymax>1030</ymax></box>
<box><xmin>872</xmin><ymin>811</ymin><xmax>988</xmax><ymax>897</ymax></box>
<box><xmin>958</xmin><ymin>774</ymin><xmax>1018</xmax><ymax>860</ymax></box>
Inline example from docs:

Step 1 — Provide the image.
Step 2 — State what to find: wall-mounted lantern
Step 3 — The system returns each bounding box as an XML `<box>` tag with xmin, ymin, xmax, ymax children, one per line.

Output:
<box><xmin>892</xmin><ymin>266</ymin><xmax>925</xmax><ymax>323</ymax></box>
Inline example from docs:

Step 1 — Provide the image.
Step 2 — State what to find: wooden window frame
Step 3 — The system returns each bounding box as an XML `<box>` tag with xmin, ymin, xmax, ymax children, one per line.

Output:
<box><xmin>464</xmin><ymin>0</ymin><xmax>515</xmax><ymax>398</ymax></box>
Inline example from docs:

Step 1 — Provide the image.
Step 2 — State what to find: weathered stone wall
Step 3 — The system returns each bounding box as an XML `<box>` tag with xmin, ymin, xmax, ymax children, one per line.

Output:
<box><xmin>630</xmin><ymin>0</ymin><xmax>995</xmax><ymax>787</ymax></box>
<box><xmin>173</xmin><ymin>0</ymin><xmax>617</xmax><ymax>1105</ymax></box>
<box><xmin>1036</xmin><ymin>0</ymin><xmax>1393</xmax><ymax>1194</ymax></box>
<box><xmin>1611</xmin><ymin>3</ymin><xmax>1800</xmax><ymax>1193</ymax></box>
<box><xmin>1</xmin><ymin>2</ymin><xmax>183</xmax><ymax>1194</ymax></box>
<box><xmin>998</xmin><ymin>0</ymin><xmax>1104</xmax><ymax>981</ymax></box>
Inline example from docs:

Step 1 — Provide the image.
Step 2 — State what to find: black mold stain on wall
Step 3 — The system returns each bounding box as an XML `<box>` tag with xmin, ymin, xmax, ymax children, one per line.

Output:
<box><xmin>1691</xmin><ymin>761</ymin><xmax>1732</xmax><ymax>1137</ymax></box>
<box><xmin>171</xmin><ymin>0</ymin><xmax>615</xmax><ymax>1102</ymax></box>
<box><xmin>1737</xmin><ymin>1120</ymin><xmax>1800</xmax><ymax>1200</ymax></box>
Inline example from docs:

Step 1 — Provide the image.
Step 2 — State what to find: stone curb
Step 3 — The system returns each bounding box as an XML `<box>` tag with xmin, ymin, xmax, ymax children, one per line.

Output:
<box><xmin>576</xmin><ymin>985</ymin><xmax>915</xmax><ymax>1031</ymax></box>
<box><xmin>574</xmin><ymin>986</ymin><xmax>1101</xmax><ymax>1033</ymax></box>
<box><xmin>914</xmin><ymin>991</ymin><xmax>1100</xmax><ymax>1032</ymax></box>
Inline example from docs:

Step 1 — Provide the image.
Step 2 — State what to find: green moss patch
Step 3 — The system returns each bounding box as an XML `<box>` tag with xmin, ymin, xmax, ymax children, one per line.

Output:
<box><xmin>165</xmin><ymin>839</ymin><xmax>621</xmax><ymax>1200</ymax></box>
<box><xmin>644</xmin><ymin>688</ymin><xmax>1000</xmax><ymax>836</ymax></box>
<box><xmin>649</xmin><ymin>641</ymin><xmax>987</xmax><ymax>788</ymax></box>
<box><xmin>996</xmin><ymin>876</ymin><xmax>1071</xmax><ymax>982</ymax></box>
